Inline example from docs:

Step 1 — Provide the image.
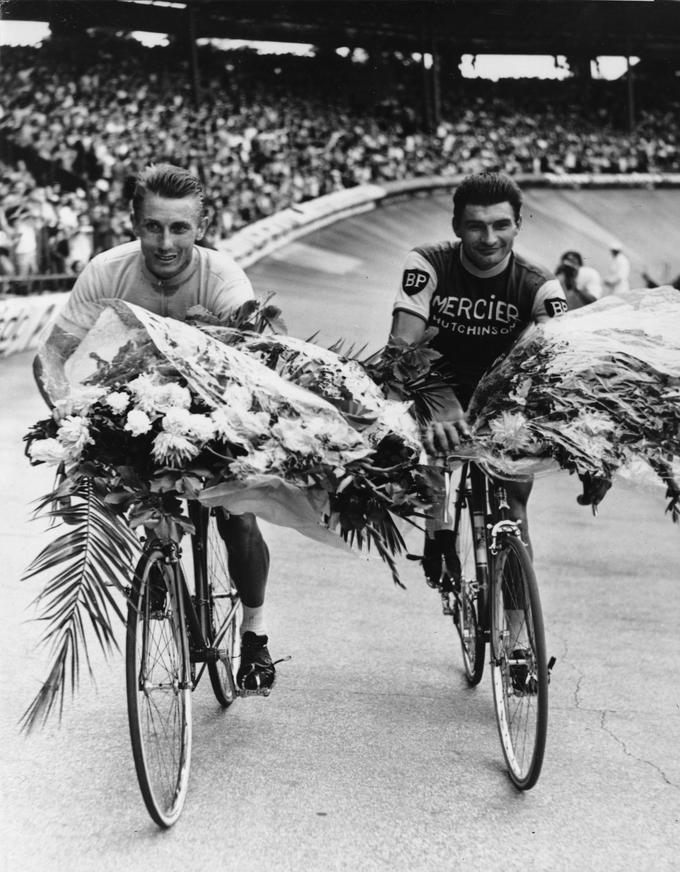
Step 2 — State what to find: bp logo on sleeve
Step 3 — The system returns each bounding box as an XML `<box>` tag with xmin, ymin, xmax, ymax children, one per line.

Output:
<box><xmin>545</xmin><ymin>297</ymin><xmax>568</xmax><ymax>317</ymax></box>
<box><xmin>402</xmin><ymin>269</ymin><xmax>430</xmax><ymax>296</ymax></box>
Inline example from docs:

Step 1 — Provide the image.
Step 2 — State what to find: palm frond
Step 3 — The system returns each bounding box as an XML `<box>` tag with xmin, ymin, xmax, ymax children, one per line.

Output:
<box><xmin>339</xmin><ymin>508</ymin><xmax>408</xmax><ymax>588</ymax></box>
<box><xmin>21</xmin><ymin>479</ymin><xmax>141</xmax><ymax>733</ymax></box>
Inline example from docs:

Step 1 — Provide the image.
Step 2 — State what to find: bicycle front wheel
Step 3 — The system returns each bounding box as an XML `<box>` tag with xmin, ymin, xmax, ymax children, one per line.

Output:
<box><xmin>451</xmin><ymin>479</ymin><xmax>486</xmax><ymax>686</ymax></box>
<box><xmin>126</xmin><ymin>549</ymin><xmax>193</xmax><ymax>828</ymax></box>
<box><xmin>490</xmin><ymin>536</ymin><xmax>548</xmax><ymax>790</ymax></box>
<box><xmin>205</xmin><ymin>511</ymin><xmax>242</xmax><ymax>707</ymax></box>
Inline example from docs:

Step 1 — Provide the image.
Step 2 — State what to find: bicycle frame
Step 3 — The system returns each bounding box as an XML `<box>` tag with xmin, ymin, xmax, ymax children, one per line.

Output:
<box><xmin>134</xmin><ymin>512</ymin><xmax>239</xmax><ymax>696</ymax></box>
<box><xmin>446</xmin><ymin>457</ymin><xmax>553</xmax><ymax>789</ymax></box>
<box><xmin>447</xmin><ymin>461</ymin><xmax>523</xmax><ymax>635</ymax></box>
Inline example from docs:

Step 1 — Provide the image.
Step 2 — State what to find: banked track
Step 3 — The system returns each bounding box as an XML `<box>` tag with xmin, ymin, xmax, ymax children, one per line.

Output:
<box><xmin>1</xmin><ymin>186</ymin><xmax>679</xmax><ymax>872</ymax></box>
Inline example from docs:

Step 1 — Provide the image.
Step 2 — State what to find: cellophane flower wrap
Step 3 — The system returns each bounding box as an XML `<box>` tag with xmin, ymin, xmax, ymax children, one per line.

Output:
<box><xmin>28</xmin><ymin>299</ymin><xmax>431</xmax><ymax>552</ymax></box>
<box><xmin>460</xmin><ymin>287</ymin><xmax>680</xmax><ymax>520</ymax></box>
<box><xmin>22</xmin><ymin>286</ymin><xmax>680</xmax><ymax>729</ymax></box>
<box><xmin>22</xmin><ymin>298</ymin><xmax>436</xmax><ymax>729</ymax></box>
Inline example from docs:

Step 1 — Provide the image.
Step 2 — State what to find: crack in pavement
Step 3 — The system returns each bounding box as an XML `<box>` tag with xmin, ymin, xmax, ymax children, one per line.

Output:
<box><xmin>599</xmin><ymin>710</ymin><xmax>678</xmax><ymax>789</ymax></box>
<box><xmin>551</xmin><ymin>621</ymin><xmax>678</xmax><ymax>789</ymax></box>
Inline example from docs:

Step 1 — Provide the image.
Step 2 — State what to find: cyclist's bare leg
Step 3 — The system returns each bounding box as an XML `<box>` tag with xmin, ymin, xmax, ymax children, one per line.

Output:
<box><xmin>216</xmin><ymin>511</ymin><xmax>275</xmax><ymax>692</ymax></box>
<box><xmin>505</xmin><ymin>477</ymin><xmax>533</xmax><ymax>559</ymax></box>
<box><xmin>503</xmin><ymin>477</ymin><xmax>533</xmax><ymax>649</ymax></box>
<box><xmin>216</xmin><ymin>511</ymin><xmax>269</xmax><ymax>606</ymax></box>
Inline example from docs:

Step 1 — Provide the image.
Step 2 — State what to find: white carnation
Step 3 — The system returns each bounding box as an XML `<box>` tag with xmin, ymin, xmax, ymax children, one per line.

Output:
<box><xmin>125</xmin><ymin>409</ymin><xmax>153</xmax><ymax>436</ymax></box>
<box><xmin>54</xmin><ymin>387</ymin><xmax>106</xmax><ymax>417</ymax></box>
<box><xmin>576</xmin><ymin>411</ymin><xmax>614</xmax><ymax>436</ymax></box>
<box><xmin>188</xmin><ymin>414</ymin><xmax>216</xmax><ymax>442</ymax></box>
<box><xmin>302</xmin><ymin>414</ymin><xmax>341</xmax><ymax>442</ymax></box>
<box><xmin>162</xmin><ymin>407</ymin><xmax>192</xmax><ymax>435</ymax></box>
<box><xmin>224</xmin><ymin>383</ymin><xmax>254</xmax><ymax>412</ymax></box>
<box><xmin>127</xmin><ymin>373</ymin><xmax>159</xmax><ymax>412</ymax></box>
<box><xmin>229</xmin><ymin>444</ymin><xmax>286</xmax><ymax>477</ymax></box>
<box><xmin>231</xmin><ymin>409</ymin><xmax>269</xmax><ymax>440</ymax></box>
<box><xmin>28</xmin><ymin>438</ymin><xmax>67</xmax><ymax>465</ymax></box>
<box><xmin>57</xmin><ymin>415</ymin><xmax>93</xmax><ymax>459</ymax></box>
<box><xmin>155</xmin><ymin>383</ymin><xmax>192</xmax><ymax>412</ymax></box>
<box><xmin>105</xmin><ymin>391</ymin><xmax>130</xmax><ymax>415</ymax></box>
<box><xmin>211</xmin><ymin>408</ymin><xmax>245</xmax><ymax>445</ymax></box>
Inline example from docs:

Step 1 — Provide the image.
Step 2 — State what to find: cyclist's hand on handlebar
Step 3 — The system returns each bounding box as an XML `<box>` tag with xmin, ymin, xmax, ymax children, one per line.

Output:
<box><xmin>423</xmin><ymin>414</ymin><xmax>470</xmax><ymax>456</ymax></box>
<box><xmin>576</xmin><ymin>472</ymin><xmax>612</xmax><ymax>513</ymax></box>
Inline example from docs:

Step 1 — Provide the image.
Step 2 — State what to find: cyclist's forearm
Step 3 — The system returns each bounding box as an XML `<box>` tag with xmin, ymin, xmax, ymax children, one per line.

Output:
<box><xmin>33</xmin><ymin>355</ymin><xmax>55</xmax><ymax>410</ymax></box>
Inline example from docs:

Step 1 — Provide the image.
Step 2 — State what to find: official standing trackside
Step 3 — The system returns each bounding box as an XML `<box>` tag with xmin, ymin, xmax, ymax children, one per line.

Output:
<box><xmin>603</xmin><ymin>240</ymin><xmax>631</xmax><ymax>296</ymax></box>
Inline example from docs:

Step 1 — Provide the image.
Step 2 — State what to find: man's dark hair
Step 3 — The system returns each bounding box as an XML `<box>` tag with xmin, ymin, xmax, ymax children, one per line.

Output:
<box><xmin>452</xmin><ymin>172</ymin><xmax>523</xmax><ymax>224</ymax></box>
<box><xmin>131</xmin><ymin>163</ymin><xmax>206</xmax><ymax>219</ymax></box>
<box><xmin>560</xmin><ymin>250</ymin><xmax>584</xmax><ymax>268</ymax></box>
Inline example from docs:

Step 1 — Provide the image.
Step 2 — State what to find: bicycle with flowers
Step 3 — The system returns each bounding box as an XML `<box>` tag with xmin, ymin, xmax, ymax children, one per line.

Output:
<box><xmin>22</xmin><ymin>299</ymin><xmax>434</xmax><ymax>827</ymax></box>
<box><xmin>427</xmin><ymin>456</ymin><xmax>554</xmax><ymax>790</ymax></box>
<box><xmin>424</xmin><ymin>288</ymin><xmax>680</xmax><ymax>789</ymax></box>
<box><xmin>23</xmin><ymin>289</ymin><xmax>679</xmax><ymax>815</ymax></box>
<box><xmin>124</xmin><ymin>499</ymin><xmax>243</xmax><ymax>828</ymax></box>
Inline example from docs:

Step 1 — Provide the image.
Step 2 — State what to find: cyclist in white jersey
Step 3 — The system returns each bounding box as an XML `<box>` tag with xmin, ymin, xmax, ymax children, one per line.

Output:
<box><xmin>390</xmin><ymin>172</ymin><xmax>568</xmax><ymax>573</ymax></box>
<box><xmin>34</xmin><ymin>164</ymin><xmax>277</xmax><ymax>693</ymax></box>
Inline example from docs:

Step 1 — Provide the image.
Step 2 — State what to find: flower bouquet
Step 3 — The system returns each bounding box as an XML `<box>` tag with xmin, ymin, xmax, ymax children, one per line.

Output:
<box><xmin>23</xmin><ymin>299</ymin><xmax>437</xmax><ymax>728</ymax></box>
<box><xmin>461</xmin><ymin>287</ymin><xmax>680</xmax><ymax>520</ymax></box>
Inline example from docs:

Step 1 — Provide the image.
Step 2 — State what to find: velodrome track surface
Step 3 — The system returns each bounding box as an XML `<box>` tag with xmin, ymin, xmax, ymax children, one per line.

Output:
<box><xmin>2</xmin><ymin>189</ymin><xmax>679</xmax><ymax>872</ymax></box>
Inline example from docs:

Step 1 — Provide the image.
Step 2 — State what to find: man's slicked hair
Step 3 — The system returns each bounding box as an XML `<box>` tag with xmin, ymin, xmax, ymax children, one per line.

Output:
<box><xmin>131</xmin><ymin>163</ymin><xmax>206</xmax><ymax>219</ymax></box>
<box><xmin>452</xmin><ymin>172</ymin><xmax>523</xmax><ymax>224</ymax></box>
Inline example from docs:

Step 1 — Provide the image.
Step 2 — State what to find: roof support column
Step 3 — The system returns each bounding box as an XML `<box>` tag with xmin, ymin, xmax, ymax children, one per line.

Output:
<box><xmin>187</xmin><ymin>5</ymin><xmax>201</xmax><ymax>107</ymax></box>
<box><xmin>626</xmin><ymin>55</ymin><xmax>636</xmax><ymax>132</ymax></box>
<box><xmin>431</xmin><ymin>36</ymin><xmax>442</xmax><ymax>130</ymax></box>
<box><xmin>421</xmin><ymin>25</ymin><xmax>441</xmax><ymax>133</ymax></box>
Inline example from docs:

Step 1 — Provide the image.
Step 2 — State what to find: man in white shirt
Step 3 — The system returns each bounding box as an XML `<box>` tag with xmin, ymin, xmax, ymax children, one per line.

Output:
<box><xmin>603</xmin><ymin>240</ymin><xmax>631</xmax><ymax>296</ymax></box>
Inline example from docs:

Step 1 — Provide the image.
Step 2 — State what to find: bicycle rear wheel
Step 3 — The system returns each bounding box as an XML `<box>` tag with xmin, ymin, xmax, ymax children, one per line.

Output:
<box><xmin>126</xmin><ymin>549</ymin><xmax>192</xmax><ymax>828</ymax></box>
<box><xmin>490</xmin><ymin>536</ymin><xmax>548</xmax><ymax>790</ymax></box>
<box><xmin>451</xmin><ymin>474</ymin><xmax>486</xmax><ymax>686</ymax></box>
<box><xmin>205</xmin><ymin>511</ymin><xmax>242</xmax><ymax>707</ymax></box>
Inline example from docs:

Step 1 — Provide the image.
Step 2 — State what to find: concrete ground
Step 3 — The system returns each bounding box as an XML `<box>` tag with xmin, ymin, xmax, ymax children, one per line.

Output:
<box><xmin>2</xmin><ymin>189</ymin><xmax>679</xmax><ymax>871</ymax></box>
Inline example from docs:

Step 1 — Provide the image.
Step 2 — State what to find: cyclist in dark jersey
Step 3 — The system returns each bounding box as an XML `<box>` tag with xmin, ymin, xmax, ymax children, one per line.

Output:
<box><xmin>390</xmin><ymin>172</ymin><xmax>567</xmax><ymax>571</ymax></box>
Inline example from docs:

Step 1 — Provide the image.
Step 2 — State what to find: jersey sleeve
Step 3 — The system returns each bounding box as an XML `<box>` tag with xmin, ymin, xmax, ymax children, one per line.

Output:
<box><xmin>392</xmin><ymin>250</ymin><xmax>437</xmax><ymax>323</ymax></box>
<box><xmin>531</xmin><ymin>277</ymin><xmax>568</xmax><ymax>322</ymax></box>
<box><xmin>205</xmin><ymin>255</ymin><xmax>254</xmax><ymax>320</ymax></box>
<box><xmin>55</xmin><ymin>258</ymin><xmax>109</xmax><ymax>340</ymax></box>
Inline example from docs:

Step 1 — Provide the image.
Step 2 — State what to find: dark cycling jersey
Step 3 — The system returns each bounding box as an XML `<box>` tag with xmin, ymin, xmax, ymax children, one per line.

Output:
<box><xmin>393</xmin><ymin>240</ymin><xmax>567</xmax><ymax>400</ymax></box>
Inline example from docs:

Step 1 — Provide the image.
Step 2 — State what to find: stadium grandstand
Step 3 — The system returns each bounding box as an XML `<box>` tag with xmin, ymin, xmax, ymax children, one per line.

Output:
<box><xmin>0</xmin><ymin>0</ymin><xmax>679</xmax><ymax>296</ymax></box>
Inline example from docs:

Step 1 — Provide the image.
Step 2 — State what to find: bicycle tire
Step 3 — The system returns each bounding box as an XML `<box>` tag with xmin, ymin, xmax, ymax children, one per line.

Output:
<box><xmin>451</xmin><ymin>473</ymin><xmax>486</xmax><ymax>686</ymax></box>
<box><xmin>490</xmin><ymin>535</ymin><xmax>548</xmax><ymax>790</ymax></box>
<box><xmin>126</xmin><ymin>549</ymin><xmax>193</xmax><ymax>828</ymax></box>
<box><xmin>204</xmin><ymin>511</ymin><xmax>242</xmax><ymax>707</ymax></box>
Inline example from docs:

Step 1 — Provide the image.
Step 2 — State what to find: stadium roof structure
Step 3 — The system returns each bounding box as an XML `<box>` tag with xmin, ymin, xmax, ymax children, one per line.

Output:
<box><xmin>3</xmin><ymin>0</ymin><xmax>680</xmax><ymax>63</ymax></box>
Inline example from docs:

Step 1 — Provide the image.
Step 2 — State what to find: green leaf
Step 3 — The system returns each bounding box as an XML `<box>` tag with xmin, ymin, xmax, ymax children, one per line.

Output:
<box><xmin>20</xmin><ymin>479</ymin><xmax>141</xmax><ymax>733</ymax></box>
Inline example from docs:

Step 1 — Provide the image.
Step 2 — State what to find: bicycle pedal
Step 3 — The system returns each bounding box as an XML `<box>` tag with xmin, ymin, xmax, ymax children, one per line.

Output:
<box><xmin>440</xmin><ymin>593</ymin><xmax>455</xmax><ymax>616</ymax></box>
<box><xmin>238</xmin><ymin>683</ymin><xmax>274</xmax><ymax>698</ymax></box>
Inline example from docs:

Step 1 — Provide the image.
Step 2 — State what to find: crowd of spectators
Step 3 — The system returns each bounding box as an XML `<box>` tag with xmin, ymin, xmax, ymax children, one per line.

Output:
<box><xmin>0</xmin><ymin>32</ymin><xmax>678</xmax><ymax>283</ymax></box>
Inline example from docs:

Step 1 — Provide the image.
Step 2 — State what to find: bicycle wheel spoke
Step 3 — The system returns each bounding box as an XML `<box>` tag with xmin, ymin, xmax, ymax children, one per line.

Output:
<box><xmin>202</xmin><ymin>511</ymin><xmax>241</xmax><ymax>706</ymax></box>
<box><xmin>490</xmin><ymin>537</ymin><xmax>548</xmax><ymax>790</ymax></box>
<box><xmin>126</xmin><ymin>552</ymin><xmax>192</xmax><ymax>828</ymax></box>
<box><xmin>451</xmin><ymin>471</ymin><xmax>486</xmax><ymax>686</ymax></box>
